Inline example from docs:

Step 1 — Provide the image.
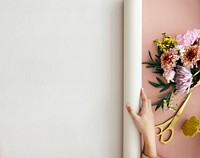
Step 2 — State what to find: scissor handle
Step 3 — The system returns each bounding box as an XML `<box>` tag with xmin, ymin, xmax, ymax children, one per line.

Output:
<box><xmin>159</xmin><ymin>127</ymin><xmax>174</xmax><ymax>144</ymax></box>
<box><xmin>155</xmin><ymin>117</ymin><xmax>174</xmax><ymax>136</ymax></box>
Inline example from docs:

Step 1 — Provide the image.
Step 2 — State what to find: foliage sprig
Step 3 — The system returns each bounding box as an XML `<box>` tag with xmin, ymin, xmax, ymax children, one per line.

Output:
<box><xmin>143</xmin><ymin>50</ymin><xmax>175</xmax><ymax>110</ymax></box>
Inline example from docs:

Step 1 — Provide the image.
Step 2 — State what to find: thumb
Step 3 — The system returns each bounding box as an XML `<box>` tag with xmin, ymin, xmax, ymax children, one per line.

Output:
<box><xmin>126</xmin><ymin>103</ymin><xmax>139</xmax><ymax>120</ymax></box>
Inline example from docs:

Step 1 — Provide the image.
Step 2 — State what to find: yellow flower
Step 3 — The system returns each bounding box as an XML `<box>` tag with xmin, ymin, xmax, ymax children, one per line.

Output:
<box><xmin>154</xmin><ymin>33</ymin><xmax>177</xmax><ymax>52</ymax></box>
<box><xmin>182</xmin><ymin>116</ymin><xmax>200</xmax><ymax>137</ymax></box>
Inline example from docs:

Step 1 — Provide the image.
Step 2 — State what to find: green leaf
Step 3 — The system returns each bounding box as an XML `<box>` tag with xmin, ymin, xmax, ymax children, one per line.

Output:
<box><xmin>155</xmin><ymin>55</ymin><xmax>160</xmax><ymax>59</ymax></box>
<box><xmin>157</xmin><ymin>47</ymin><xmax>163</xmax><ymax>56</ymax></box>
<box><xmin>161</xmin><ymin>103</ymin><xmax>165</xmax><ymax>109</ymax></box>
<box><xmin>153</xmin><ymin>100</ymin><xmax>162</xmax><ymax>106</ymax></box>
<box><xmin>155</xmin><ymin>59</ymin><xmax>160</xmax><ymax>64</ymax></box>
<box><xmin>148</xmin><ymin>81</ymin><xmax>160</xmax><ymax>87</ymax></box>
<box><xmin>142</xmin><ymin>61</ymin><xmax>156</xmax><ymax>65</ymax></box>
<box><xmin>153</xmin><ymin>66</ymin><xmax>159</xmax><ymax>71</ymax></box>
<box><xmin>167</xmin><ymin>92</ymin><xmax>172</xmax><ymax>100</ymax></box>
<box><xmin>146</xmin><ymin>65</ymin><xmax>155</xmax><ymax>68</ymax></box>
<box><xmin>156</xmin><ymin>77</ymin><xmax>165</xmax><ymax>85</ymax></box>
<box><xmin>160</xmin><ymin>85</ymin><xmax>170</xmax><ymax>92</ymax></box>
<box><xmin>148</xmin><ymin>50</ymin><xmax>154</xmax><ymax>62</ymax></box>
<box><xmin>152</xmin><ymin>91</ymin><xmax>174</xmax><ymax>111</ymax></box>
<box><xmin>153</xmin><ymin>71</ymin><xmax>163</xmax><ymax>75</ymax></box>
<box><xmin>169</xmin><ymin>83</ymin><xmax>175</xmax><ymax>87</ymax></box>
<box><xmin>155</xmin><ymin>103</ymin><xmax>162</xmax><ymax>111</ymax></box>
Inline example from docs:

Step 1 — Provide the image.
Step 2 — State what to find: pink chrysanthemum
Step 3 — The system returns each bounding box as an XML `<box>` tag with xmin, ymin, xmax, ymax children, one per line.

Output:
<box><xmin>175</xmin><ymin>66</ymin><xmax>193</xmax><ymax>94</ymax></box>
<box><xmin>181</xmin><ymin>45</ymin><xmax>200</xmax><ymax>68</ymax></box>
<box><xmin>160</xmin><ymin>49</ymin><xmax>179</xmax><ymax>71</ymax></box>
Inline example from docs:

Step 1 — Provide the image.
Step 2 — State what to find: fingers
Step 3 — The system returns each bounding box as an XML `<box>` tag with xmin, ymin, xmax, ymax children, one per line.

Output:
<box><xmin>126</xmin><ymin>103</ymin><xmax>139</xmax><ymax>120</ymax></box>
<box><xmin>126</xmin><ymin>89</ymin><xmax>152</xmax><ymax>119</ymax></box>
<box><xmin>148</xmin><ymin>98</ymin><xmax>152</xmax><ymax>108</ymax></box>
<box><xmin>141</xmin><ymin>88</ymin><xmax>149</xmax><ymax>109</ymax></box>
<box><xmin>141</xmin><ymin>88</ymin><xmax>148</xmax><ymax>101</ymax></box>
<box><xmin>141</xmin><ymin>88</ymin><xmax>153</xmax><ymax>113</ymax></box>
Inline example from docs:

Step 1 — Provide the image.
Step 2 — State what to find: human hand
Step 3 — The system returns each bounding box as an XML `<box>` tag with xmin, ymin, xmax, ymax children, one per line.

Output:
<box><xmin>126</xmin><ymin>88</ymin><xmax>155</xmax><ymax>137</ymax></box>
<box><xmin>126</xmin><ymin>88</ymin><xmax>157</xmax><ymax>157</ymax></box>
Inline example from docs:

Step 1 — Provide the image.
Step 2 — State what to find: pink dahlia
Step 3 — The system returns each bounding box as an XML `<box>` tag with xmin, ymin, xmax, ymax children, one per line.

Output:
<box><xmin>181</xmin><ymin>45</ymin><xmax>200</xmax><ymax>68</ymax></box>
<box><xmin>176</xmin><ymin>29</ymin><xmax>200</xmax><ymax>47</ymax></box>
<box><xmin>160</xmin><ymin>49</ymin><xmax>179</xmax><ymax>71</ymax></box>
<box><xmin>175</xmin><ymin>66</ymin><xmax>193</xmax><ymax>94</ymax></box>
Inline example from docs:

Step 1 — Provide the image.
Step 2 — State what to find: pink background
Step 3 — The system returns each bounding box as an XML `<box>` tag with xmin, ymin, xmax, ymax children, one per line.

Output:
<box><xmin>142</xmin><ymin>0</ymin><xmax>200</xmax><ymax>157</ymax></box>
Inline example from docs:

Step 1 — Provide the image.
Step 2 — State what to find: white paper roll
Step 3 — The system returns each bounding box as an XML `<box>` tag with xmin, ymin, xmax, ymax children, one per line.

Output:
<box><xmin>123</xmin><ymin>0</ymin><xmax>142</xmax><ymax>157</ymax></box>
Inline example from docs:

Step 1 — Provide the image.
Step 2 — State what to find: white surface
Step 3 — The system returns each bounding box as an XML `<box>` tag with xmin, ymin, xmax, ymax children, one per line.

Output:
<box><xmin>0</xmin><ymin>0</ymin><xmax>123</xmax><ymax>157</ymax></box>
<box><xmin>124</xmin><ymin>0</ymin><xmax>142</xmax><ymax>157</ymax></box>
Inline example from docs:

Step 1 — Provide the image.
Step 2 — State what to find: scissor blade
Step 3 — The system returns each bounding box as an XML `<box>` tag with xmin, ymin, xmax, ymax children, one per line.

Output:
<box><xmin>176</xmin><ymin>93</ymin><xmax>192</xmax><ymax>116</ymax></box>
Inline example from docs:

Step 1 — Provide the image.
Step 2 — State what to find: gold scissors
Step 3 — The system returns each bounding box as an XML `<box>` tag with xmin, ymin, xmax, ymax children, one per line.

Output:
<box><xmin>155</xmin><ymin>93</ymin><xmax>192</xmax><ymax>144</ymax></box>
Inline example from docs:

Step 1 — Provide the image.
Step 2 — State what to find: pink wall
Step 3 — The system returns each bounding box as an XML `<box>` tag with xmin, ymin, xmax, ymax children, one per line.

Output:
<box><xmin>142</xmin><ymin>0</ymin><xmax>200</xmax><ymax>157</ymax></box>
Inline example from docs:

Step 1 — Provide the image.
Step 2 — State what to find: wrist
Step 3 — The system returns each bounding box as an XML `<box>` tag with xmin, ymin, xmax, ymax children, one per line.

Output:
<box><xmin>143</xmin><ymin>130</ymin><xmax>155</xmax><ymax>140</ymax></box>
<box><xmin>143</xmin><ymin>133</ymin><xmax>157</xmax><ymax>158</ymax></box>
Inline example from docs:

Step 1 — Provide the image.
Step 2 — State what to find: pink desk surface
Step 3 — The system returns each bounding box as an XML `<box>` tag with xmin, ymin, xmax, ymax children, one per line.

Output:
<box><xmin>142</xmin><ymin>0</ymin><xmax>200</xmax><ymax>158</ymax></box>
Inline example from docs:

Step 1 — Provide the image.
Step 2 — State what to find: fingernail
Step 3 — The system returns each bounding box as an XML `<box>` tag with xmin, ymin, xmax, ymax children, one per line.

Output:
<box><xmin>126</xmin><ymin>103</ymin><xmax>130</xmax><ymax>107</ymax></box>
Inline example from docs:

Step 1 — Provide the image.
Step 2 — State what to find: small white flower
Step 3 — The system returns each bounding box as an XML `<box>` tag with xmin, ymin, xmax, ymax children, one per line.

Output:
<box><xmin>163</xmin><ymin>69</ymin><xmax>176</xmax><ymax>83</ymax></box>
<box><xmin>175</xmin><ymin>45</ymin><xmax>185</xmax><ymax>56</ymax></box>
<box><xmin>168</xmin><ymin>104</ymin><xmax>177</xmax><ymax>112</ymax></box>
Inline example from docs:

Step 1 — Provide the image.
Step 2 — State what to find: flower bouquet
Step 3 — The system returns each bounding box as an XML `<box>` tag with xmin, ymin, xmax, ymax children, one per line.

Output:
<box><xmin>144</xmin><ymin>29</ymin><xmax>200</xmax><ymax>110</ymax></box>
